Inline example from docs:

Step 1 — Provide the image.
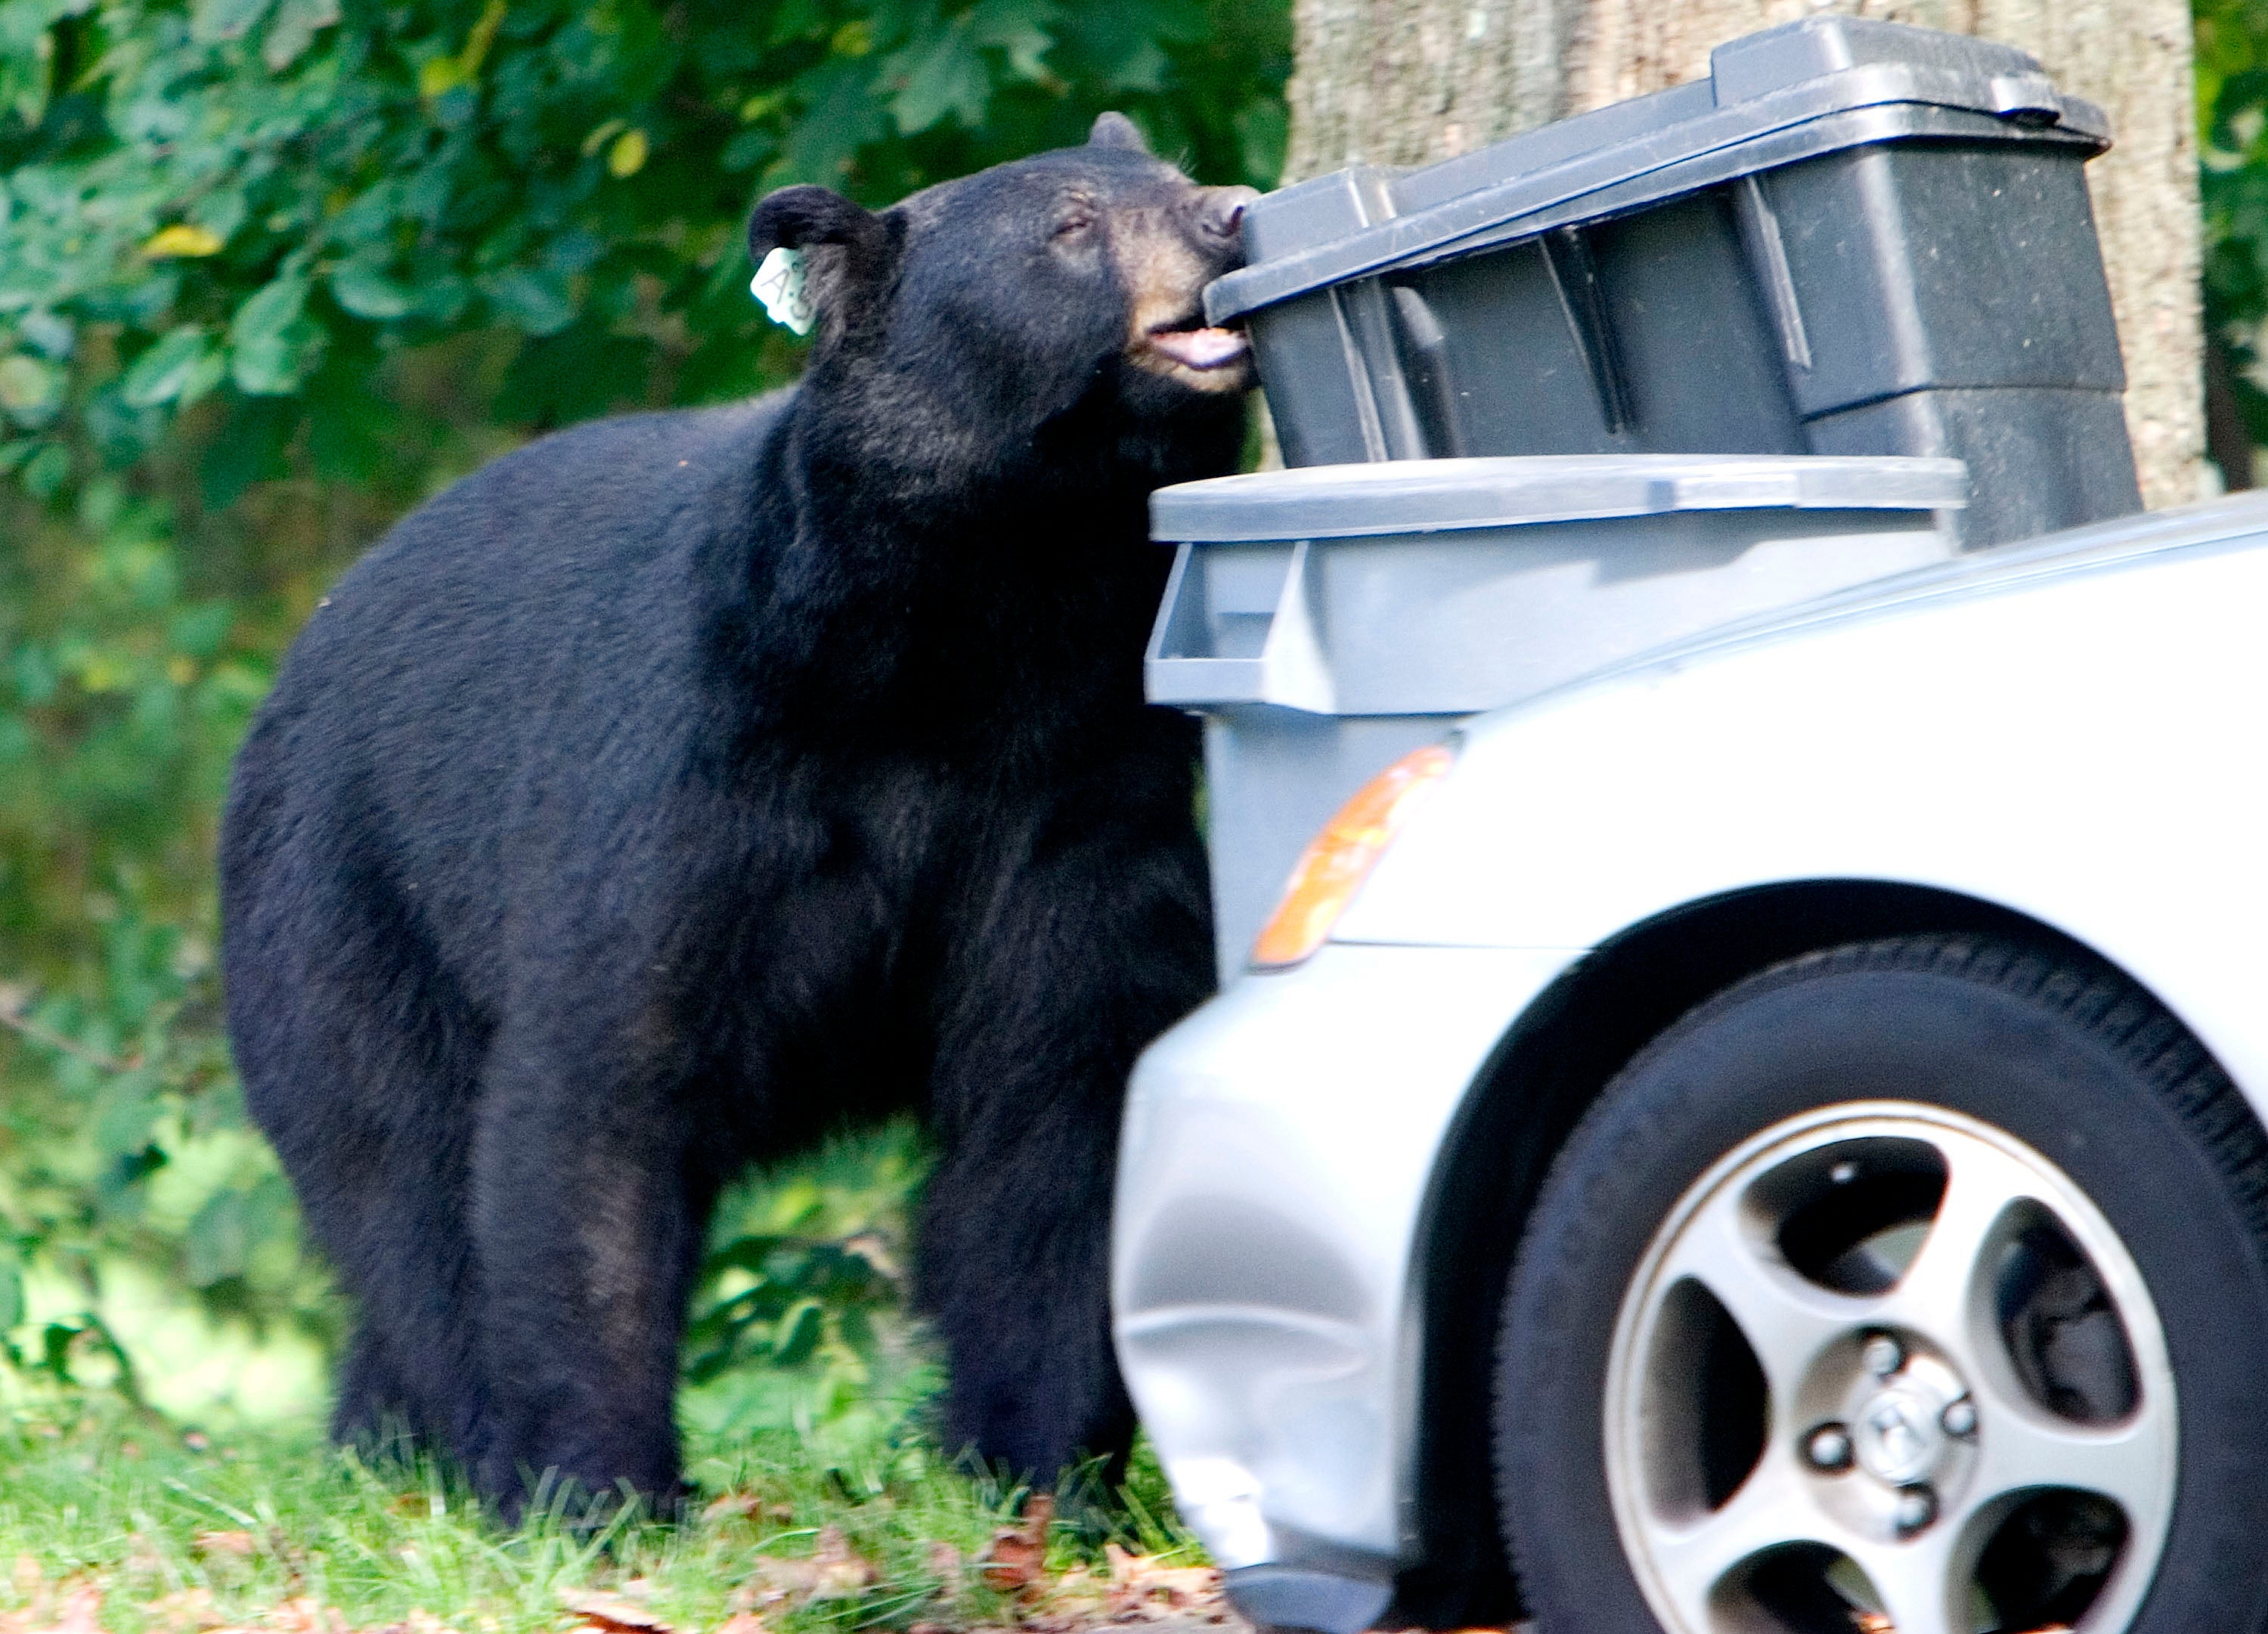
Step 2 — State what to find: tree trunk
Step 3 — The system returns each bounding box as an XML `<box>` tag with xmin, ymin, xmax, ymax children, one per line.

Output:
<box><xmin>1283</xmin><ymin>0</ymin><xmax>2205</xmax><ymax>509</ymax></box>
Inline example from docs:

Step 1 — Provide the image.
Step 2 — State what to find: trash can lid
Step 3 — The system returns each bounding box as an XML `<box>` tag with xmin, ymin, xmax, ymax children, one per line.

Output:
<box><xmin>1207</xmin><ymin>15</ymin><xmax>2107</xmax><ymax>325</ymax></box>
<box><xmin>1149</xmin><ymin>455</ymin><xmax>1968</xmax><ymax>543</ymax></box>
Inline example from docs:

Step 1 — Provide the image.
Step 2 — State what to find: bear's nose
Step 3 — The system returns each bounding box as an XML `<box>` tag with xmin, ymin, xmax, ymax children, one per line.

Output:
<box><xmin>1195</xmin><ymin>185</ymin><xmax>1260</xmax><ymax>250</ymax></box>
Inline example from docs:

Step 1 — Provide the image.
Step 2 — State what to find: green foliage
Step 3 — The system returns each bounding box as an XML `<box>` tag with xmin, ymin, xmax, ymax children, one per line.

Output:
<box><xmin>2199</xmin><ymin>0</ymin><xmax>2268</xmax><ymax>451</ymax></box>
<box><xmin>683</xmin><ymin>1122</ymin><xmax>934</xmax><ymax>1451</ymax></box>
<box><xmin>0</xmin><ymin>0</ymin><xmax>1289</xmax><ymax>1415</ymax></box>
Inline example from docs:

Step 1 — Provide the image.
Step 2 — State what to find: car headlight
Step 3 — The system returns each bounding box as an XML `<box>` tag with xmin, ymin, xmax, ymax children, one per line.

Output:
<box><xmin>1249</xmin><ymin>743</ymin><xmax>1456</xmax><ymax>970</ymax></box>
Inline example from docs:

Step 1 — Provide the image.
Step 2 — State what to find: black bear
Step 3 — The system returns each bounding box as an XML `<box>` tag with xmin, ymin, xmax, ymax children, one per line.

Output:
<box><xmin>218</xmin><ymin>113</ymin><xmax>1255</xmax><ymax>1515</ymax></box>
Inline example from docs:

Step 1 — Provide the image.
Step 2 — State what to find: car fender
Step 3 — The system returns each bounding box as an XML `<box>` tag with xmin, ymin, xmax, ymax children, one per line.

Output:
<box><xmin>1339</xmin><ymin>526</ymin><xmax>2268</xmax><ymax>1103</ymax></box>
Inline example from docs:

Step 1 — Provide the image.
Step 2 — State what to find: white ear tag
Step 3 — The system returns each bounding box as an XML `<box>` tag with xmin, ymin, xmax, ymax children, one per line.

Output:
<box><xmin>751</xmin><ymin>246</ymin><xmax>815</xmax><ymax>336</ymax></box>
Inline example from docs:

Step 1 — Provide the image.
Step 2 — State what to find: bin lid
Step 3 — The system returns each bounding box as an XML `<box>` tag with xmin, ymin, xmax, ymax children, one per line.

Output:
<box><xmin>1207</xmin><ymin>15</ymin><xmax>2107</xmax><ymax>326</ymax></box>
<box><xmin>1150</xmin><ymin>455</ymin><xmax>1967</xmax><ymax>543</ymax></box>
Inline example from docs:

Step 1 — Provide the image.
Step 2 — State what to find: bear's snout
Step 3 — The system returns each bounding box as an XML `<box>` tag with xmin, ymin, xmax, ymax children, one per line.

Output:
<box><xmin>1118</xmin><ymin>184</ymin><xmax>1259</xmax><ymax>392</ymax></box>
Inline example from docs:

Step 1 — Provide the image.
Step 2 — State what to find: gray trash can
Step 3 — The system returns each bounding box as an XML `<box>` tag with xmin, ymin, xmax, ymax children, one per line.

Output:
<box><xmin>1146</xmin><ymin>454</ymin><xmax>1969</xmax><ymax>979</ymax></box>
<box><xmin>1208</xmin><ymin>16</ymin><xmax>2130</xmax><ymax>551</ymax></box>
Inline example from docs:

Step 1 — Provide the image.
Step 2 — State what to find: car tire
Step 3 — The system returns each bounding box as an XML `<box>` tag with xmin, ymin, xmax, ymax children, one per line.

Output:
<box><xmin>1494</xmin><ymin>934</ymin><xmax>2268</xmax><ymax>1634</ymax></box>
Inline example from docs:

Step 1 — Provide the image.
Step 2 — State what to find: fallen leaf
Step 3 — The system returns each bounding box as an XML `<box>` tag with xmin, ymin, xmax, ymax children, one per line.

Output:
<box><xmin>977</xmin><ymin>1495</ymin><xmax>1054</xmax><ymax>1596</ymax></box>
<box><xmin>142</xmin><ymin>1589</ymin><xmax>224</xmax><ymax>1634</ymax></box>
<box><xmin>736</xmin><ymin>1527</ymin><xmax>874</xmax><ymax>1608</ymax></box>
<box><xmin>356</xmin><ymin>1611</ymin><xmax>461</xmax><ymax>1634</ymax></box>
<box><xmin>807</xmin><ymin>1527</ymin><xmax>876</xmax><ymax>1601</ymax></box>
<box><xmin>122</xmin><ymin>1537</ymin><xmax>167</xmax><ymax>1584</ymax></box>
<box><xmin>556</xmin><ymin>1595</ymin><xmax>671</xmax><ymax>1634</ymax></box>
<box><xmin>194</xmin><ymin>1533</ymin><xmax>256</xmax><ymax>1561</ymax></box>
<box><xmin>266</xmin><ymin>1601</ymin><xmax>345</xmax><ymax>1634</ymax></box>
<box><xmin>711</xmin><ymin>1617</ymin><xmax>766</xmax><ymax>1634</ymax></box>
<box><xmin>45</xmin><ymin>1583</ymin><xmax>101</xmax><ymax>1634</ymax></box>
<box><xmin>699</xmin><ymin>1493</ymin><xmax>791</xmax><ymax>1526</ymax></box>
<box><xmin>925</xmin><ymin>1541</ymin><xmax>963</xmax><ymax>1601</ymax></box>
<box><xmin>1095</xmin><ymin>1547</ymin><xmax>1228</xmax><ymax>1622</ymax></box>
<box><xmin>738</xmin><ymin>1530</ymin><xmax>873</xmax><ymax>1608</ymax></box>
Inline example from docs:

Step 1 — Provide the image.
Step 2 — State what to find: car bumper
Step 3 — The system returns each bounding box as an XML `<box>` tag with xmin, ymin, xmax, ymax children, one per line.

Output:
<box><xmin>1113</xmin><ymin>941</ymin><xmax>1575</xmax><ymax>1577</ymax></box>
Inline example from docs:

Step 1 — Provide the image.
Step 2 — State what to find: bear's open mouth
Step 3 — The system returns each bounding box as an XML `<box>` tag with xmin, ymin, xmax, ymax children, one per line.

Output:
<box><xmin>1145</xmin><ymin>317</ymin><xmax>1250</xmax><ymax>371</ymax></box>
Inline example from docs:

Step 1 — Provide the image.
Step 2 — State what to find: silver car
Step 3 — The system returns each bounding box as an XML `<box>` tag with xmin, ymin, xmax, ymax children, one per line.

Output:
<box><xmin>1114</xmin><ymin>492</ymin><xmax>2268</xmax><ymax>1634</ymax></box>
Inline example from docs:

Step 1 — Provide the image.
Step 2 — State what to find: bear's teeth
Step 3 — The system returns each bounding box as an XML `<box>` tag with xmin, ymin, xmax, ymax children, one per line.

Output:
<box><xmin>1149</xmin><ymin>326</ymin><xmax>1248</xmax><ymax>370</ymax></box>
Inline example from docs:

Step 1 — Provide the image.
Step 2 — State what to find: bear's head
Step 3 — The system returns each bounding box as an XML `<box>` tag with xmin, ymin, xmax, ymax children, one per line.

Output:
<box><xmin>747</xmin><ymin>113</ymin><xmax>1258</xmax><ymax>493</ymax></box>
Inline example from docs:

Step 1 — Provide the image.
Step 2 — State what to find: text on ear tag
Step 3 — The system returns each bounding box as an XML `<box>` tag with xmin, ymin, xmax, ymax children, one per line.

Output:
<box><xmin>751</xmin><ymin>247</ymin><xmax>815</xmax><ymax>336</ymax></box>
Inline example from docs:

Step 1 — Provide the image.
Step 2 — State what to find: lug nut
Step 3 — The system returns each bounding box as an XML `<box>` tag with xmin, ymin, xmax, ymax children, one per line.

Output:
<box><xmin>1862</xmin><ymin>1332</ymin><xmax>1904</xmax><ymax>1378</ymax></box>
<box><xmin>1941</xmin><ymin>1396</ymin><xmax>1978</xmax><ymax>1438</ymax></box>
<box><xmin>1805</xmin><ymin>1423</ymin><xmax>1854</xmax><ymax>1472</ymax></box>
<box><xmin>1893</xmin><ymin>1485</ymin><xmax>1938</xmax><ymax>1535</ymax></box>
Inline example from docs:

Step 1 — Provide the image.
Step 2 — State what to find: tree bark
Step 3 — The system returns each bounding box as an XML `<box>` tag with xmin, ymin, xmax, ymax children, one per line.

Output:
<box><xmin>1284</xmin><ymin>0</ymin><xmax>2205</xmax><ymax>509</ymax></box>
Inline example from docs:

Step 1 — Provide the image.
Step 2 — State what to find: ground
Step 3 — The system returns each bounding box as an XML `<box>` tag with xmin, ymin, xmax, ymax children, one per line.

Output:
<box><xmin>0</xmin><ymin>1124</ymin><xmax>1266</xmax><ymax>1634</ymax></box>
<box><xmin>0</xmin><ymin>1400</ymin><xmax>1259</xmax><ymax>1634</ymax></box>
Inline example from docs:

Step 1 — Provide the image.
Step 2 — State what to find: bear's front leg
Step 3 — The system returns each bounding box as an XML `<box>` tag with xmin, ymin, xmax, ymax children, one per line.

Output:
<box><xmin>467</xmin><ymin>1008</ymin><xmax>716</xmax><ymax>1520</ymax></box>
<box><xmin>919</xmin><ymin>781</ymin><xmax>1214</xmax><ymax>1487</ymax></box>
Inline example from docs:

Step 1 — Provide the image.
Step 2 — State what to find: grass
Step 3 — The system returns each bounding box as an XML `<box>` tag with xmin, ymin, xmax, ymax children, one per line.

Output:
<box><xmin>0</xmin><ymin>1123</ymin><xmax>1210</xmax><ymax>1634</ymax></box>
<box><xmin>0</xmin><ymin>1392</ymin><xmax>1206</xmax><ymax>1634</ymax></box>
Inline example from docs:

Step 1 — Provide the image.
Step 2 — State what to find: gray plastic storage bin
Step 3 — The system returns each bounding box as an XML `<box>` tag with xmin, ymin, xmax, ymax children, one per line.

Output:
<box><xmin>1207</xmin><ymin>17</ymin><xmax>2131</xmax><ymax>552</ymax></box>
<box><xmin>1147</xmin><ymin>454</ymin><xmax>1968</xmax><ymax>978</ymax></box>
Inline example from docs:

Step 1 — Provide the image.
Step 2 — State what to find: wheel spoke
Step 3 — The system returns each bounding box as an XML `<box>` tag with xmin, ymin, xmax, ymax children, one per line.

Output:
<box><xmin>1655</xmin><ymin>1181</ymin><xmax>1857</xmax><ymax>1416</ymax></box>
<box><xmin>1641</xmin><ymin>1458</ymin><xmax>1827</xmax><ymax>1629</ymax></box>
<box><xmin>1959</xmin><ymin>1373</ymin><xmax>2174</xmax><ymax>1524</ymax></box>
<box><xmin>1877</xmin><ymin>1137</ymin><xmax>2032</xmax><ymax>1356</ymax></box>
<box><xmin>1848</xmin><ymin>1530</ymin><xmax>1969</xmax><ymax>1634</ymax></box>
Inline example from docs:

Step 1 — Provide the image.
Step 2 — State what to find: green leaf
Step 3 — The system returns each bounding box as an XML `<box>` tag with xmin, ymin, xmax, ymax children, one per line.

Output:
<box><xmin>227</xmin><ymin>275</ymin><xmax>324</xmax><ymax>394</ymax></box>
<box><xmin>185</xmin><ymin>1187</ymin><xmax>252</xmax><ymax>1286</ymax></box>
<box><xmin>119</xmin><ymin>327</ymin><xmax>223</xmax><ymax>409</ymax></box>
<box><xmin>778</xmin><ymin>58</ymin><xmax>889</xmax><ymax>183</ymax></box>
<box><xmin>261</xmin><ymin>0</ymin><xmax>339</xmax><ymax>71</ymax></box>
<box><xmin>1235</xmin><ymin>97</ymin><xmax>1289</xmax><ymax>187</ymax></box>
<box><xmin>890</xmin><ymin>17</ymin><xmax>990</xmax><ymax>134</ymax></box>
<box><xmin>20</xmin><ymin>439</ymin><xmax>67</xmax><ymax>497</ymax></box>
<box><xmin>0</xmin><ymin>353</ymin><xmax>63</xmax><ymax>429</ymax></box>
<box><xmin>191</xmin><ymin>0</ymin><xmax>274</xmax><ymax>45</ymax></box>
<box><xmin>772</xmin><ymin>1298</ymin><xmax>824</xmax><ymax>1367</ymax></box>
<box><xmin>1105</xmin><ymin>37</ymin><xmax>1168</xmax><ymax>94</ymax></box>
<box><xmin>479</xmin><ymin>268</ymin><xmax>576</xmax><ymax>337</ymax></box>
<box><xmin>327</xmin><ymin>255</ymin><xmax>417</xmax><ymax>320</ymax></box>
<box><xmin>169</xmin><ymin>600</ymin><xmax>237</xmax><ymax>658</ymax></box>
<box><xmin>17</xmin><ymin>311</ymin><xmax>74</xmax><ymax>361</ymax></box>
<box><xmin>971</xmin><ymin>0</ymin><xmax>1059</xmax><ymax>83</ymax></box>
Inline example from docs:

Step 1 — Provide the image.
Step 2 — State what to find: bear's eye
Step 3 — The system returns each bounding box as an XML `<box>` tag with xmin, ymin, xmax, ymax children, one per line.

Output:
<box><xmin>1053</xmin><ymin>208</ymin><xmax>1098</xmax><ymax>240</ymax></box>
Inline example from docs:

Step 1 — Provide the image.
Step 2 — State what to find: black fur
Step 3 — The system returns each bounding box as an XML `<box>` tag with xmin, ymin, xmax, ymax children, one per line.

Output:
<box><xmin>218</xmin><ymin>120</ymin><xmax>1253</xmax><ymax>1515</ymax></box>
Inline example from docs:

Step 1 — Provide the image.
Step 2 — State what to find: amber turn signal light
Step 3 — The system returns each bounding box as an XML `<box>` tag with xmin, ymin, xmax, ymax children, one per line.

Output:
<box><xmin>1250</xmin><ymin>743</ymin><xmax>1456</xmax><ymax>971</ymax></box>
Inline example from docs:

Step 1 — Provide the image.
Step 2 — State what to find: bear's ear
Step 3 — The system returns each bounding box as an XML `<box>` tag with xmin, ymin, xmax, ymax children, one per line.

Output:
<box><xmin>1088</xmin><ymin>111</ymin><xmax>1149</xmax><ymax>153</ymax></box>
<box><xmin>747</xmin><ymin>185</ymin><xmax>884</xmax><ymax>262</ymax></box>
<box><xmin>747</xmin><ymin>186</ymin><xmax>897</xmax><ymax>335</ymax></box>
